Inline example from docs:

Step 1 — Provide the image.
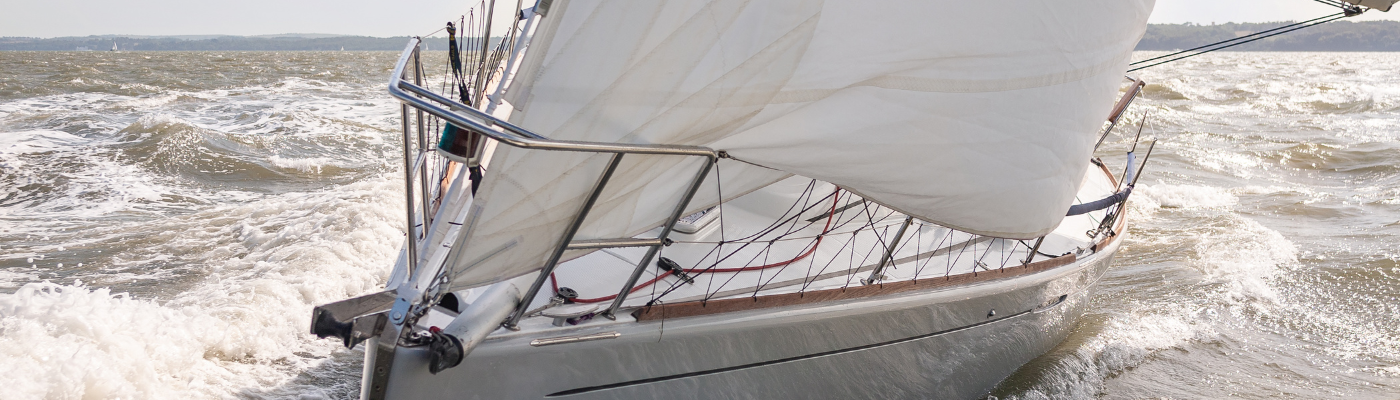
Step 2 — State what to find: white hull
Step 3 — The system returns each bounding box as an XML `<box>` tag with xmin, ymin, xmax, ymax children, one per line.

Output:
<box><xmin>320</xmin><ymin>147</ymin><xmax>1131</xmax><ymax>399</ymax></box>
<box><xmin>379</xmin><ymin>232</ymin><xmax>1119</xmax><ymax>399</ymax></box>
<box><xmin>358</xmin><ymin>160</ymin><xmax>1128</xmax><ymax>398</ymax></box>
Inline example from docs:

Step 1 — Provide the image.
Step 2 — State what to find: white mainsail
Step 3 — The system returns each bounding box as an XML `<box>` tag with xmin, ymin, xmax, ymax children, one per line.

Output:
<box><xmin>442</xmin><ymin>0</ymin><xmax>1155</xmax><ymax>290</ymax></box>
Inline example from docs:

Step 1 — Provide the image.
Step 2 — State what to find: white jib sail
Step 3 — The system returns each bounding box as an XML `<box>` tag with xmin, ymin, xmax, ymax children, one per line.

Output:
<box><xmin>442</xmin><ymin>0</ymin><xmax>1155</xmax><ymax>291</ymax></box>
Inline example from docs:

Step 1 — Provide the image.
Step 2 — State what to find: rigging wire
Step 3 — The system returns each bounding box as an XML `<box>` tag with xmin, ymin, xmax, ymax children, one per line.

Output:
<box><xmin>1130</xmin><ymin>13</ymin><xmax>1345</xmax><ymax>67</ymax></box>
<box><xmin>752</xmin><ymin>191</ymin><xmax>861</xmax><ymax>293</ymax></box>
<box><xmin>556</xmin><ymin>187</ymin><xmax>843</xmax><ymax>304</ymax></box>
<box><xmin>912</xmin><ymin>225</ymin><xmax>951</xmax><ymax>278</ymax></box>
<box><xmin>679</xmin><ymin>185</ymin><xmax>858</xmax><ymax>299</ymax></box>
<box><xmin>805</xmin><ymin>205</ymin><xmax>896</xmax><ymax>291</ymax></box>
<box><xmin>419</xmin><ymin>25</ymin><xmax>448</xmax><ymax>39</ymax></box>
<box><xmin>789</xmin><ymin>194</ymin><xmax>882</xmax><ymax>292</ymax></box>
<box><xmin>556</xmin><ymin>174</ymin><xmax>812</xmax><ymax>305</ymax></box>
<box><xmin>1128</xmin><ymin>11</ymin><xmax>1354</xmax><ymax>72</ymax></box>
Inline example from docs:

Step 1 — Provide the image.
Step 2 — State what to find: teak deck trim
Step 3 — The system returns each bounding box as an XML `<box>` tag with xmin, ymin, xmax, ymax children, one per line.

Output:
<box><xmin>632</xmin><ymin>254</ymin><xmax>1076</xmax><ymax>322</ymax></box>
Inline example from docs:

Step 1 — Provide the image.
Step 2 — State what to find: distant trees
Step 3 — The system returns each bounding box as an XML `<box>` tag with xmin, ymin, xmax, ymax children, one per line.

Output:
<box><xmin>5</xmin><ymin>20</ymin><xmax>1400</xmax><ymax>52</ymax></box>
<box><xmin>1137</xmin><ymin>20</ymin><xmax>1400</xmax><ymax>51</ymax></box>
<box><xmin>0</xmin><ymin>36</ymin><xmax>457</xmax><ymax>51</ymax></box>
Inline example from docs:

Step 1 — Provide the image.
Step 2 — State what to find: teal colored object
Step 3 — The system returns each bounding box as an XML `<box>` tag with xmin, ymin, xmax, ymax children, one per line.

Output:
<box><xmin>438</xmin><ymin>124</ymin><xmax>472</xmax><ymax>162</ymax></box>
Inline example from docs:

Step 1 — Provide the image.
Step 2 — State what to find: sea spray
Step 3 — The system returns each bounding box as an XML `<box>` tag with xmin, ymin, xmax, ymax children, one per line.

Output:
<box><xmin>0</xmin><ymin>178</ymin><xmax>404</xmax><ymax>398</ymax></box>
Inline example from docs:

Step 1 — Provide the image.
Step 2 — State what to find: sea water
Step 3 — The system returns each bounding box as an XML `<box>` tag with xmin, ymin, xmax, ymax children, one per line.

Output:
<box><xmin>1</xmin><ymin>51</ymin><xmax>1397</xmax><ymax>399</ymax></box>
<box><xmin>993</xmin><ymin>52</ymin><xmax>1400</xmax><ymax>399</ymax></box>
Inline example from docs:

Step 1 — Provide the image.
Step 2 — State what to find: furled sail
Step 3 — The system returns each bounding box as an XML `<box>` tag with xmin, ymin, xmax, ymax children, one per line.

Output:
<box><xmin>442</xmin><ymin>0</ymin><xmax>1155</xmax><ymax>290</ymax></box>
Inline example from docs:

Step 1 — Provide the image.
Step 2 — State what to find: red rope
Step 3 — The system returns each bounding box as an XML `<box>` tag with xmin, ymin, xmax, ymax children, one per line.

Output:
<box><xmin>556</xmin><ymin>271</ymin><xmax>676</xmax><ymax>304</ymax></box>
<box><xmin>556</xmin><ymin>189</ymin><xmax>842</xmax><ymax>304</ymax></box>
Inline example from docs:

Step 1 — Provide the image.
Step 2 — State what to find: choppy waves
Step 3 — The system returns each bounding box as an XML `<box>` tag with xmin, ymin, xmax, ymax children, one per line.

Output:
<box><xmin>0</xmin><ymin>51</ymin><xmax>426</xmax><ymax>399</ymax></box>
<box><xmin>994</xmin><ymin>52</ymin><xmax>1400</xmax><ymax>399</ymax></box>
<box><xmin>0</xmin><ymin>177</ymin><xmax>404</xmax><ymax>399</ymax></box>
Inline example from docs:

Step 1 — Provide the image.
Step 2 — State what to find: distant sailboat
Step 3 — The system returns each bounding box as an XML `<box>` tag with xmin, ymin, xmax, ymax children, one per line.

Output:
<box><xmin>110</xmin><ymin>40</ymin><xmax>117</xmax><ymax>52</ymax></box>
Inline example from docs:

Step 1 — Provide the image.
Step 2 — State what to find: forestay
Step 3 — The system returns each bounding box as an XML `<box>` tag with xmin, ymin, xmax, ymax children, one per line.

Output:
<box><xmin>442</xmin><ymin>0</ymin><xmax>1155</xmax><ymax>291</ymax></box>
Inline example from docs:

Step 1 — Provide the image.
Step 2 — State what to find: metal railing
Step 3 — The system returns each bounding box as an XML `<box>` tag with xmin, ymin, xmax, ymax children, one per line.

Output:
<box><xmin>387</xmin><ymin>37</ymin><xmax>720</xmax><ymax>328</ymax></box>
<box><xmin>1095</xmin><ymin>77</ymin><xmax>1146</xmax><ymax>151</ymax></box>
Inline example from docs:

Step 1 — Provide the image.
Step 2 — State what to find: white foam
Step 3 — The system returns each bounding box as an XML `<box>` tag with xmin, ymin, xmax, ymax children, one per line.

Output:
<box><xmin>116</xmin><ymin>94</ymin><xmax>180</xmax><ymax>109</ymax></box>
<box><xmin>269</xmin><ymin>156</ymin><xmax>336</xmax><ymax>174</ymax></box>
<box><xmin>0</xmin><ymin>61</ymin><xmax>414</xmax><ymax>397</ymax></box>
<box><xmin>0</xmin><ymin>129</ymin><xmax>163</xmax><ymax>231</ymax></box>
<box><xmin>1349</xmin><ymin>186</ymin><xmax>1400</xmax><ymax>206</ymax></box>
<box><xmin>1136</xmin><ymin>183</ymin><xmax>1239</xmax><ymax>209</ymax></box>
<box><xmin>0</xmin><ymin>270</ymin><xmax>39</xmax><ymax>290</ymax></box>
<box><xmin>1002</xmin><ymin>212</ymin><xmax>1298</xmax><ymax>399</ymax></box>
<box><xmin>1235</xmin><ymin>185</ymin><xmax>1318</xmax><ymax>197</ymax></box>
<box><xmin>1010</xmin><ymin>52</ymin><xmax>1400</xmax><ymax>397</ymax></box>
<box><xmin>1189</xmin><ymin>216</ymin><xmax>1297</xmax><ymax>304</ymax></box>
<box><xmin>0</xmin><ymin>283</ymin><xmax>242</xmax><ymax>399</ymax></box>
<box><xmin>0</xmin><ymin>133</ymin><xmax>173</xmax><ymax>225</ymax></box>
<box><xmin>1178</xmin><ymin>147</ymin><xmax>1264</xmax><ymax>178</ymax></box>
<box><xmin>0</xmin><ymin>130</ymin><xmax>86</xmax><ymax>172</ymax></box>
<box><xmin>0</xmin><ymin>178</ymin><xmax>406</xmax><ymax>398</ymax></box>
<box><xmin>998</xmin><ymin>308</ymin><xmax>1216</xmax><ymax>400</ymax></box>
<box><xmin>0</xmin><ymin>130</ymin><xmax>87</xmax><ymax>154</ymax></box>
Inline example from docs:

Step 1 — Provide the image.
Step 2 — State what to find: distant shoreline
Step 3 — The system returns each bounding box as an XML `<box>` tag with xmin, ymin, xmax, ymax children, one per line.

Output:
<box><xmin>0</xmin><ymin>36</ymin><xmax>474</xmax><ymax>51</ymax></box>
<box><xmin>1138</xmin><ymin>20</ymin><xmax>1400</xmax><ymax>51</ymax></box>
<box><xmin>5</xmin><ymin>20</ymin><xmax>1400</xmax><ymax>51</ymax></box>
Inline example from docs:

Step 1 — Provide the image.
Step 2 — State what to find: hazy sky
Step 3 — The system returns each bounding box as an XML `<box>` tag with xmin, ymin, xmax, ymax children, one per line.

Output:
<box><xmin>2</xmin><ymin>0</ymin><xmax>1398</xmax><ymax>38</ymax></box>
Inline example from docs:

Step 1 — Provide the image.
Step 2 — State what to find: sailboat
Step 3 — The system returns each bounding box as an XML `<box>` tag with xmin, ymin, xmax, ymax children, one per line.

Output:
<box><xmin>110</xmin><ymin>40</ymin><xmax>118</xmax><ymax>52</ymax></box>
<box><xmin>307</xmin><ymin>0</ymin><xmax>1267</xmax><ymax>398</ymax></box>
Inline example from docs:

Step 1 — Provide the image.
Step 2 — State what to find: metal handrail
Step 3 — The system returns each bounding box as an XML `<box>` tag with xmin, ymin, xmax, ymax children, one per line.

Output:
<box><xmin>388</xmin><ymin>38</ymin><xmax>718</xmax><ymax>158</ymax></box>
<box><xmin>387</xmin><ymin>37</ymin><xmax>722</xmax><ymax>329</ymax></box>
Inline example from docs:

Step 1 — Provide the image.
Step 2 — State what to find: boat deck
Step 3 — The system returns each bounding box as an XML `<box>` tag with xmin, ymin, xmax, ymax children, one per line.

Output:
<box><xmin>419</xmin><ymin>161</ymin><xmax>1122</xmax><ymax>333</ymax></box>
